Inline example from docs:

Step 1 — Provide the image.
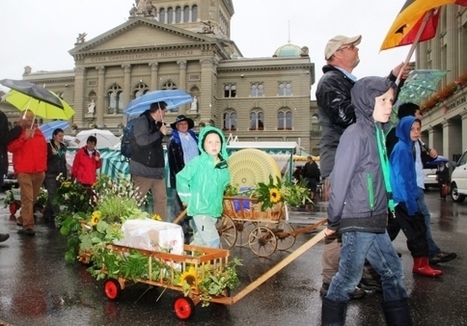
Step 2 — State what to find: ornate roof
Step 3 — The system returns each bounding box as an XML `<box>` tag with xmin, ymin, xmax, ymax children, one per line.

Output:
<box><xmin>273</xmin><ymin>43</ymin><xmax>302</xmax><ymax>58</ymax></box>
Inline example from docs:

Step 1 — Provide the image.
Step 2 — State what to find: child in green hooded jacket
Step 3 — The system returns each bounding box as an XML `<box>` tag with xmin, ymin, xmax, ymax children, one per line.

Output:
<box><xmin>176</xmin><ymin>126</ymin><xmax>230</xmax><ymax>248</ymax></box>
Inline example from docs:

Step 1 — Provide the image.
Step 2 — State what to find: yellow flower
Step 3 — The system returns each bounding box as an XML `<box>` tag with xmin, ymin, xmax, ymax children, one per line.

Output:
<box><xmin>151</xmin><ymin>214</ymin><xmax>161</xmax><ymax>221</ymax></box>
<box><xmin>269</xmin><ymin>188</ymin><xmax>282</xmax><ymax>203</ymax></box>
<box><xmin>179</xmin><ymin>266</ymin><xmax>197</xmax><ymax>288</ymax></box>
<box><xmin>90</xmin><ymin>211</ymin><xmax>101</xmax><ymax>226</ymax></box>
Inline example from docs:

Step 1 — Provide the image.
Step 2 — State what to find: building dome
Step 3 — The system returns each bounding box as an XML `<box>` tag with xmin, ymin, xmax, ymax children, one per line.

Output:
<box><xmin>273</xmin><ymin>43</ymin><xmax>302</xmax><ymax>57</ymax></box>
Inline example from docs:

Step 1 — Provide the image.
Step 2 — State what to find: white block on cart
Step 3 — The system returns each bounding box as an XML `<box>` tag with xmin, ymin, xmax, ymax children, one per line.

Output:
<box><xmin>114</xmin><ymin>219</ymin><xmax>184</xmax><ymax>255</ymax></box>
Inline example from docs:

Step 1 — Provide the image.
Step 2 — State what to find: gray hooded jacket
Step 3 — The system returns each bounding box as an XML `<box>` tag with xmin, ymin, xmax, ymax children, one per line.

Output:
<box><xmin>328</xmin><ymin>77</ymin><xmax>395</xmax><ymax>233</ymax></box>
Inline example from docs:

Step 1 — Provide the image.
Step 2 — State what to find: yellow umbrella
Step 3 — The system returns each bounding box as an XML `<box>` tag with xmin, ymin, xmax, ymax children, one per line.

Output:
<box><xmin>5</xmin><ymin>89</ymin><xmax>75</xmax><ymax>120</ymax></box>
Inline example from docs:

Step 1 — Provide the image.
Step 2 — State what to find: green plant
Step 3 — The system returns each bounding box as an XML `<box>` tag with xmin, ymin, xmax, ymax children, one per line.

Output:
<box><xmin>35</xmin><ymin>188</ymin><xmax>48</xmax><ymax>208</ymax></box>
<box><xmin>250</xmin><ymin>175</ymin><xmax>311</xmax><ymax>211</ymax></box>
<box><xmin>3</xmin><ymin>189</ymin><xmax>16</xmax><ymax>208</ymax></box>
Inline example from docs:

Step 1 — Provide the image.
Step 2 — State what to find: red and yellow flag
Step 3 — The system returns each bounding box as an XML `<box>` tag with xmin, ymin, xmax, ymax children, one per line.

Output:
<box><xmin>381</xmin><ymin>0</ymin><xmax>467</xmax><ymax>50</ymax></box>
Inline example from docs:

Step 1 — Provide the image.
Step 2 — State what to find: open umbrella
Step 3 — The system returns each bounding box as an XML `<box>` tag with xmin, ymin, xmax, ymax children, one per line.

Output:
<box><xmin>397</xmin><ymin>69</ymin><xmax>449</xmax><ymax>104</ymax></box>
<box><xmin>424</xmin><ymin>155</ymin><xmax>450</xmax><ymax>168</ymax></box>
<box><xmin>124</xmin><ymin>89</ymin><xmax>193</xmax><ymax>117</ymax></box>
<box><xmin>381</xmin><ymin>0</ymin><xmax>467</xmax><ymax>81</ymax></box>
<box><xmin>5</xmin><ymin>90</ymin><xmax>75</xmax><ymax>120</ymax></box>
<box><xmin>0</xmin><ymin>79</ymin><xmax>63</xmax><ymax>108</ymax></box>
<box><xmin>75</xmin><ymin>129</ymin><xmax>120</xmax><ymax>149</ymax></box>
<box><xmin>39</xmin><ymin>121</ymin><xmax>70</xmax><ymax>139</ymax></box>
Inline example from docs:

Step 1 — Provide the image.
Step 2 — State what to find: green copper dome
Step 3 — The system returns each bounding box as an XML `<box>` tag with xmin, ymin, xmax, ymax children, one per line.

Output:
<box><xmin>273</xmin><ymin>43</ymin><xmax>301</xmax><ymax>57</ymax></box>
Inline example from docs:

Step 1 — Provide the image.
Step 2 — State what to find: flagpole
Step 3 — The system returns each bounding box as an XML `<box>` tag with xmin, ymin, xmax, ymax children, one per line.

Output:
<box><xmin>396</xmin><ymin>9</ymin><xmax>434</xmax><ymax>85</ymax></box>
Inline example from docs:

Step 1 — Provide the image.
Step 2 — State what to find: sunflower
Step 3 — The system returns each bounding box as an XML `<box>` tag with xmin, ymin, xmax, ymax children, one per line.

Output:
<box><xmin>90</xmin><ymin>211</ymin><xmax>102</xmax><ymax>226</ymax></box>
<box><xmin>269</xmin><ymin>188</ymin><xmax>282</xmax><ymax>203</ymax></box>
<box><xmin>151</xmin><ymin>214</ymin><xmax>161</xmax><ymax>221</ymax></box>
<box><xmin>179</xmin><ymin>266</ymin><xmax>197</xmax><ymax>289</ymax></box>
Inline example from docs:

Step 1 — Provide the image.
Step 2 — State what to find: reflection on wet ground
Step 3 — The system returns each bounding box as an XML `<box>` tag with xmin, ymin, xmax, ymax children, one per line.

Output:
<box><xmin>0</xmin><ymin>189</ymin><xmax>466</xmax><ymax>325</ymax></box>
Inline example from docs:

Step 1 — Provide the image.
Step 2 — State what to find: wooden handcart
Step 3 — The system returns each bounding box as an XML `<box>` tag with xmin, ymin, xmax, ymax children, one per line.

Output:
<box><xmin>100</xmin><ymin>230</ymin><xmax>326</xmax><ymax>321</ymax></box>
<box><xmin>220</xmin><ymin>196</ymin><xmax>327</xmax><ymax>257</ymax></box>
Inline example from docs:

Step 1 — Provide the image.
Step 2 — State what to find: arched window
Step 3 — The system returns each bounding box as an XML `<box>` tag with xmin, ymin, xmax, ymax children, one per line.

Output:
<box><xmin>167</xmin><ymin>7</ymin><xmax>174</xmax><ymax>24</ymax></box>
<box><xmin>311</xmin><ymin>114</ymin><xmax>320</xmax><ymax>131</ymax></box>
<box><xmin>224</xmin><ymin>84</ymin><xmax>236</xmax><ymax>98</ymax></box>
<box><xmin>106</xmin><ymin>84</ymin><xmax>123</xmax><ymax>114</ymax></box>
<box><xmin>192</xmin><ymin>5</ymin><xmax>198</xmax><ymax>22</ymax></box>
<box><xmin>183</xmin><ymin>6</ymin><xmax>190</xmax><ymax>22</ymax></box>
<box><xmin>223</xmin><ymin>111</ymin><xmax>237</xmax><ymax>131</ymax></box>
<box><xmin>278</xmin><ymin>82</ymin><xmax>292</xmax><ymax>96</ymax></box>
<box><xmin>250</xmin><ymin>83</ymin><xmax>264</xmax><ymax>97</ymax></box>
<box><xmin>133</xmin><ymin>82</ymin><xmax>149</xmax><ymax>100</ymax></box>
<box><xmin>175</xmin><ymin>6</ymin><xmax>182</xmax><ymax>23</ymax></box>
<box><xmin>159</xmin><ymin>8</ymin><xmax>165</xmax><ymax>23</ymax></box>
<box><xmin>277</xmin><ymin>109</ymin><xmax>292</xmax><ymax>130</ymax></box>
<box><xmin>161</xmin><ymin>81</ymin><xmax>177</xmax><ymax>90</ymax></box>
<box><xmin>250</xmin><ymin>110</ymin><xmax>264</xmax><ymax>130</ymax></box>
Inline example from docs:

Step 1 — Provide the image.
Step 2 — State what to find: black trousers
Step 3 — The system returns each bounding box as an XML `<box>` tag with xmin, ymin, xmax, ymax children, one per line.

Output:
<box><xmin>387</xmin><ymin>204</ymin><xmax>429</xmax><ymax>258</ymax></box>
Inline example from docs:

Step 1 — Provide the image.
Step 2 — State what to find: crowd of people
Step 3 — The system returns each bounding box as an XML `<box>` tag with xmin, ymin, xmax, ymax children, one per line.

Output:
<box><xmin>317</xmin><ymin>34</ymin><xmax>457</xmax><ymax>326</ymax></box>
<box><xmin>0</xmin><ymin>33</ymin><xmax>459</xmax><ymax>325</ymax></box>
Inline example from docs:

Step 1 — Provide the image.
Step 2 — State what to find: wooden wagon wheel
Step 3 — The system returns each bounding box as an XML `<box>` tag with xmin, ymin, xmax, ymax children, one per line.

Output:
<box><xmin>248</xmin><ymin>226</ymin><xmax>277</xmax><ymax>257</ymax></box>
<box><xmin>234</xmin><ymin>221</ymin><xmax>257</xmax><ymax>247</ymax></box>
<box><xmin>275</xmin><ymin>221</ymin><xmax>296</xmax><ymax>251</ymax></box>
<box><xmin>217</xmin><ymin>215</ymin><xmax>237</xmax><ymax>250</ymax></box>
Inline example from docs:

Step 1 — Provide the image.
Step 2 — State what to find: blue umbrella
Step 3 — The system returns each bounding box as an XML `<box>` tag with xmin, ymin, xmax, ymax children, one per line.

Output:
<box><xmin>39</xmin><ymin>121</ymin><xmax>70</xmax><ymax>139</ymax></box>
<box><xmin>124</xmin><ymin>89</ymin><xmax>193</xmax><ymax>117</ymax></box>
<box><xmin>424</xmin><ymin>155</ymin><xmax>450</xmax><ymax>168</ymax></box>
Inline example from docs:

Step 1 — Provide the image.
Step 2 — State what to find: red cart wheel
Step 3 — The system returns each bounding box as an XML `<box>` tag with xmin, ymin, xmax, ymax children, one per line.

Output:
<box><xmin>9</xmin><ymin>203</ymin><xmax>17</xmax><ymax>215</ymax></box>
<box><xmin>104</xmin><ymin>279</ymin><xmax>121</xmax><ymax>300</ymax></box>
<box><xmin>173</xmin><ymin>296</ymin><xmax>195</xmax><ymax>321</ymax></box>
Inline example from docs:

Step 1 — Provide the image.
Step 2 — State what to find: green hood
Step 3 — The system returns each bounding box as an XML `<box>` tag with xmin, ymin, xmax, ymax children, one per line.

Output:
<box><xmin>198</xmin><ymin>126</ymin><xmax>229</xmax><ymax>161</ymax></box>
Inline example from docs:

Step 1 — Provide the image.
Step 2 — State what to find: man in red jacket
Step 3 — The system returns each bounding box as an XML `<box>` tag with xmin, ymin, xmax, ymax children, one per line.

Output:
<box><xmin>7</xmin><ymin>110</ymin><xmax>47</xmax><ymax>236</ymax></box>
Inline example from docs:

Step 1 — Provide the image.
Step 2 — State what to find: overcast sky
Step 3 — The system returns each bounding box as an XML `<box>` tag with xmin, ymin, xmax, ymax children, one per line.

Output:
<box><xmin>0</xmin><ymin>0</ymin><xmax>411</xmax><ymax>96</ymax></box>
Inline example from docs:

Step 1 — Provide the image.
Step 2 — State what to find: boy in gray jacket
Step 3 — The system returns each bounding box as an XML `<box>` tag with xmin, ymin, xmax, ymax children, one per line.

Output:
<box><xmin>321</xmin><ymin>77</ymin><xmax>413</xmax><ymax>326</ymax></box>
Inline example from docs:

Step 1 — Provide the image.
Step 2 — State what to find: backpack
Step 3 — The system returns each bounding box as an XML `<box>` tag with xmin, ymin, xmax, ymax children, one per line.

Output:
<box><xmin>120</xmin><ymin>118</ymin><xmax>138</xmax><ymax>158</ymax></box>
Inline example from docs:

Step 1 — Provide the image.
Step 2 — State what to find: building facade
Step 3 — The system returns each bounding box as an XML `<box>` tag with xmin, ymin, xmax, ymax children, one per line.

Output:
<box><xmin>416</xmin><ymin>5</ymin><xmax>467</xmax><ymax>162</ymax></box>
<box><xmin>1</xmin><ymin>0</ymin><xmax>319</xmax><ymax>153</ymax></box>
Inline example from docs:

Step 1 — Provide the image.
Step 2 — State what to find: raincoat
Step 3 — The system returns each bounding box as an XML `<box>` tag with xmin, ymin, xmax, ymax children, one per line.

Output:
<box><xmin>176</xmin><ymin>126</ymin><xmax>230</xmax><ymax>218</ymax></box>
<box><xmin>328</xmin><ymin>77</ymin><xmax>395</xmax><ymax>233</ymax></box>
<box><xmin>390</xmin><ymin>116</ymin><xmax>419</xmax><ymax>216</ymax></box>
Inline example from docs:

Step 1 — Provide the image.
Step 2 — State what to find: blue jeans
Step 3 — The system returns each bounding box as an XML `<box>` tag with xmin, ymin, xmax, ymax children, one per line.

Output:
<box><xmin>417</xmin><ymin>187</ymin><xmax>441</xmax><ymax>257</ymax></box>
<box><xmin>326</xmin><ymin>231</ymin><xmax>408</xmax><ymax>302</ymax></box>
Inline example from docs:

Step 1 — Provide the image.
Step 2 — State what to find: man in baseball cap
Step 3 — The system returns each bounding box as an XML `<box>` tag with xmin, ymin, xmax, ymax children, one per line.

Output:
<box><xmin>324</xmin><ymin>35</ymin><xmax>362</xmax><ymax>60</ymax></box>
<box><xmin>316</xmin><ymin>33</ymin><xmax>410</xmax><ymax>300</ymax></box>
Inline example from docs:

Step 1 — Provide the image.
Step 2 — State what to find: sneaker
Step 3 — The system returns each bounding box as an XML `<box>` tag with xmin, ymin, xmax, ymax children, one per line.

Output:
<box><xmin>18</xmin><ymin>229</ymin><xmax>35</xmax><ymax>236</ymax></box>
<box><xmin>359</xmin><ymin>278</ymin><xmax>383</xmax><ymax>292</ymax></box>
<box><xmin>320</xmin><ymin>282</ymin><xmax>365</xmax><ymax>299</ymax></box>
<box><xmin>0</xmin><ymin>233</ymin><xmax>10</xmax><ymax>242</ymax></box>
<box><xmin>429</xmin><ymin>252</ymin><xmax>457</xmax><ymax>265</ymax></box>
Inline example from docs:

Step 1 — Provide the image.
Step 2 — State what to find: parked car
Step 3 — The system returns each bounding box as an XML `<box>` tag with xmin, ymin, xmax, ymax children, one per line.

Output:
<box><xmin>423</xmin><ymin>164</ymin><xmax>439</xmax><ymax>189</ymax></box>
<box><xmin>451</xmin><ymin>150</ymin><xmax>467</xmax><ymax>202</ymax></box>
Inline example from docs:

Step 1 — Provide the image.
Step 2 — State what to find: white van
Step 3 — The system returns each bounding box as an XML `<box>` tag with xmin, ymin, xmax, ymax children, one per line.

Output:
<box><xmin>450</xmin><ymin>150</ymin><xmax>467</xmax><ymax>202</ymax></box>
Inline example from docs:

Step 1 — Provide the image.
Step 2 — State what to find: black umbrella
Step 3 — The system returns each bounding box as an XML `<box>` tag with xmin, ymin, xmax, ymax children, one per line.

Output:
<box><xmin>0</xmin><ymin>79</ymin><xmax>63</xmax><ymax>108</ymax></box>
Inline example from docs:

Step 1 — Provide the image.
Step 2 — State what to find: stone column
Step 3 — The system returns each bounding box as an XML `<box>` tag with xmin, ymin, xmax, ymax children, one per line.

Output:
<box><xmin>199</xmin><ymin>58</ymin><xmax>216</xmax><ymax>125</ymax></box>
<box><xmin>73</xmin><ymin>67</ymin><xmax>86</xmax><ymax>128</ymax></box>
<box><xmin>461</xmin><ymin>112</ymin><xmax>467</xmax><ymax>155</ymax></box>
<box><xmin>122</xmin><ymin>64</ymin><xmax>131</xmax><ymax>123</ymax></box>
<box><xmin>177</xmin><ymin>60</ymin><xmax>187</xmax><ymax>114</ymax></box>
<box><xmin>429</xmin><ymin>126</ymin><xmax>443</xmax><ymax>155</ymax></box>
<box><xmin>149</xmin><ymin>62</ymin><xmax>159</xmax><ymax>90</ymax></box>
<box><xmin>96</xmin><ymin>66</ymin><xmax>106</xmax><ymax>128</ymax></box>
<box><xmin>442</xmin><ymin>120</ymin><xmax>462</xmax><ymax>162</ymax></box>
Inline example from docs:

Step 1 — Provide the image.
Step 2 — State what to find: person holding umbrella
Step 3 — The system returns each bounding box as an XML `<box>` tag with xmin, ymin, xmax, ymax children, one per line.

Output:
<box><xmin>43</xmin><ymin>128</ymin><xmax>68</xmax><ymax>222</ymax></box>
<box><xmin>0</xmin><ymin>110</ymin><xmax>25</xmax><ymax>241</ymax></box>
<box><xmin>7</xmin><ymin>110</ymin><xmax>47</xmax><ymax>236</ymax></box>
<box><xmin>129</xmin><ymin>101</ymin><xmax>168</xmax><ymax>221</ymax></box>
